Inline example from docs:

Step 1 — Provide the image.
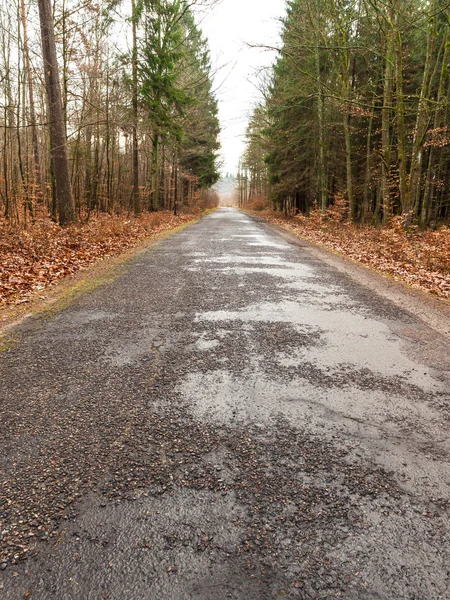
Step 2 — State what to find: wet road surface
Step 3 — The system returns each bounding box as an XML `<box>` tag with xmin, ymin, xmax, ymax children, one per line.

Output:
<box><xmin>1</xmin><ymin>208</ymin><xmax>449</xmax><ymax>599</ymax></box>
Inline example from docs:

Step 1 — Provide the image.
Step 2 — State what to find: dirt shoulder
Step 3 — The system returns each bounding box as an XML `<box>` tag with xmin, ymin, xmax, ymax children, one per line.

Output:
<box><xmin>248</xmin><ymin>210</ymin><xmax>450</xmax><ymax>339</ymax></box>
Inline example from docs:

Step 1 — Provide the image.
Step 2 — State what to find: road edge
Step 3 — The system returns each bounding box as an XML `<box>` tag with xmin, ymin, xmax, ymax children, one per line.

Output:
<box><xmin>0</xmin><ymin>213</ymin><xmax>205</xmax><ymax>340</ymax></box>
<box><xmin>245</xmin><ymin>210</ymin><xmax>450</xmax><ymax>339</ymax></box>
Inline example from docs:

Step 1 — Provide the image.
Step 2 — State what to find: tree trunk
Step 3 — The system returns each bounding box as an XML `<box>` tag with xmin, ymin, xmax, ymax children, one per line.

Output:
<box><xmin>313</xmin><ymin>0</ymin><xmax>327</xmax><ymax>210</ymax></box>
<box><xmin>343</xmin><ymin>108</ymin><xmax>354</xmax><ymax>219</ymax></box>
<box><xmin>151</xmin><ymin>132</ymin><xmax>159</xmax><ymax>211</ymax></box>
<box><xmin>131</xmin><ymin>0</ymin><xmax>140</xmax><ymax>216</ymax></box>
<box><xmin>362</xmin><ymin>106</ymin><xmax>374</xmax><ymax>223</ymax></box>
<box><xmin>173</xmin><ymin>151</ymin><xmax>178</xmax><ymax>216</ymax></box>
<box><xmin>381</xmin><ymin>30</ymin><xmax>394</xmax><ymax>223</ymax></box>
<box><xmin>409</xmin><ymin>4</ymin><xmax>437</xmax><ymax>220</ymax></box>
<box><xmin>15</xmin><ymin>23</ymin><xmax>30</xmax><ymax>224</ymax></box>
<box><xmin>37</xmin><ymin>0</ymin><xmax>75</xmax><ymax>225</ymax></box>
<box><xmin>395</xmin><ymin>26</ymin><xmax>410</xmax><ymax>224</ymax></box>
<box><xmin>421</xmin><ymin>27</ymin><xmax>450</xmax><ymax>226</ymax></box>
<box><xmin>20</xmin><ymin>0</ymin><xmax>44</xmax><ymax>202</ymax></box>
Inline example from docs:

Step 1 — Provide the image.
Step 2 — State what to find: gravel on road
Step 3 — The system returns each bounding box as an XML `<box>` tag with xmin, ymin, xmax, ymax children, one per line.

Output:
<box><xmin>1</xmin><ymin>208</ymin><xmax>449</xmax><ymax>599</ymax></box>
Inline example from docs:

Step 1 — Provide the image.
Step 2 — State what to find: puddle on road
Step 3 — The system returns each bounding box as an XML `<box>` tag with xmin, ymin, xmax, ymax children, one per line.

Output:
<box><xmin>230</xmin><ymin>234</ymin><xmax>264</xmax><ymax>238</ymax></box>
<box><xmin>194</xmin><ymin>300</ymin><xmax>441</xmax><ymax>391</ymax></box>
<box><xmin>209</xmin><ymin>265</ymin><xmax>316</xmax><ymax>280</ymax></box>
<box><xmin>175</xmin><ymin>361</ymin><xmax>450</xmax><ymax>501</ymax></box>
<box><xmin>188</xmin><ymin>254</ymin><xmax>315</xmax><ymax>281</ymax></box>
<box><xmin>247</xmin><ymin>243</ymin><xmax>290</xmax><ymax>250</ymax></box>
<box><xmin>185</xmin><ymin>248</ymin><xmax>357</xmax><ymax>311</ymax></box>
<box><xmin>176</xmin><ymin>368</ymin><xmax>440</xmax><ymax>435</ymax></box>
<box><xmin>185</xmin><ymin>251</ymin><xmax>208</xmax><ymax>258</ymax></box>
<box><xmin>193</xmin><ymin>255</ymin><xmax>288</xmax><ymax>264</ymax></box>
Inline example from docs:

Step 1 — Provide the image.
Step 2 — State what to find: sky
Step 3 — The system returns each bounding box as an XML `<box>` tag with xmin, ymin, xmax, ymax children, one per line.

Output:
<box><xmin>195</xmin><ymin>0</ymin><xmax>285</xmax><ymax>175</ymax></box>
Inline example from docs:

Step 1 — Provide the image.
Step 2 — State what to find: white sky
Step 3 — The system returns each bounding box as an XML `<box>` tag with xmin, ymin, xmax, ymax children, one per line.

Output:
<box><xmin>196</xmin><ymin>0</ymin><xmax>285</xmax><ymax>174</ymax></box>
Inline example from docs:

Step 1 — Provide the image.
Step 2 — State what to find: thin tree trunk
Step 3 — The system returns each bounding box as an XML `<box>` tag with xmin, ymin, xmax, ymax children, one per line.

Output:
<box><xmin>362</xmin><ymin>106</ymin><xmax>374</xmax><ymax>223</ymax></box>
<box><xmin>381</xmin><ymin>29</ymin><xmax>394</xmax><ymax>223</ymax></box>
<box><xmin>313</xmin><ymin>0</ymin><xmax>327</xmax><ymax>210</ymax></box>
<box><xmin>151</xmin><ymin>132</ymin><xmax>159</xmax><ymax>211</ymax></box>
<box><xmin>61</xmin><ymin>0</ymin><xmax>68</xmax><ymax>138</ymax></box>
<box><xmin>409</xmin><ymin>2</ymin><xmax>437</xmax><ymax>220</ymax></box>
<box><xmin>16</xmin><ymin>19</ymin><xmax>30</xmax><ymax>224</ymax></box>
<box><xmin>394</xmin><ymin>16</ymin><xmax>410</xmax><ymax>223</ymax></box>
<box><xmin>105</xmin><ymin>59</ymin><xmax>112</xmax><ymax>212</ymax></box>
<box><xmin>2</xmin><ymin>15</ymin><xmax>18</xmax><ymax>224</ymax></box>
<box><xmin>20</xmin><ymin>0</ymin><xmax>44</xmax><ymax>203</ymax></box>
<box><xmin>37</xmin><ymin>0</ymin><xmax>75</xmax><ymax>225</ymax></box>
<box><xmin>421</xmin><ymin>27</ymin><xmax>450</xmax><ymax>226</ymax></box>
<box><xmin>173</xmin><ymin>151</ymin><xmax>178</xmax><ymax>216</ymax></box>
<box><xmin>343</xmin><ymin>109</ymin><xmax>354</xmax><ymax>219</ymax></box>
<box><xmin>131</xmin><ymin>0</ymin><xmax>140</xmax><ymax>216</ymax></box>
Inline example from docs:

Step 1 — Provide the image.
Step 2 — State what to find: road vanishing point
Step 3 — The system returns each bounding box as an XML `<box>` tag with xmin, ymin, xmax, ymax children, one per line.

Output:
<box><xmin>1</xmin><ymin>208</ymin><xmax>449</xmax><ymax>599</ymax></box>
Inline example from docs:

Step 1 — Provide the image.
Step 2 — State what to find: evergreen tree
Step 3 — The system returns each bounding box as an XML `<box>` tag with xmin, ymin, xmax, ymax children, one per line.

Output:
<box><xmin>241</xmin><ymin>0</ymin><xmax>450</xmax><ymax>226</ymax></box>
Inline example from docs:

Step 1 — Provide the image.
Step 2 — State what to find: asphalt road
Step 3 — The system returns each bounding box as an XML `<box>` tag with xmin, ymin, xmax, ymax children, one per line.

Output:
<box><xmin>1</xmin><ymin>208</ymin><xmax>449</xmax><ymax>599</ymax></box>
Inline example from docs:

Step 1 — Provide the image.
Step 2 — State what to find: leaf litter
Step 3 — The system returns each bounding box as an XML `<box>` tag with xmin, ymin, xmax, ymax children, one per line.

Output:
<box><xmin>252</xmin><ymin>209</ymin><xmax>450</xmax><ymax>299</ymax></box>
<box><xmin>0</xmin><ymin>212</ymin><xmax>194</xmax><ymax>307</ymax></box>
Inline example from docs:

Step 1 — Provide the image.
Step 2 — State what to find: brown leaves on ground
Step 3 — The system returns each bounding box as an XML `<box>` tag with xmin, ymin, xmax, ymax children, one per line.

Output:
<box><xmin>0</xmin><ymin>212</ymin><xmax>194</xmax><ymax>307</ymax></box>
<box><xmin>256</xmin><ymin>209</ymin><xmax>450</xmax><ymax>299</ymax></box>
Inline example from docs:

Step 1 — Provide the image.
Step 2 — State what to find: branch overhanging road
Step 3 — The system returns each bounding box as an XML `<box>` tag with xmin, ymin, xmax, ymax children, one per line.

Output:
<box><xmin>1</xmin><ymin>208</ymin><xmax>449</xmax><ymax>599</ymax></box>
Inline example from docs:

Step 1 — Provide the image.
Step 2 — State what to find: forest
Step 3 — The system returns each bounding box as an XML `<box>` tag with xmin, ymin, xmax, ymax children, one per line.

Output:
<box><xmin>239</xmin><ymin>0</ymin><xmax>450</xmax><ymax>228</ymax></box>
<box><xmin>0</xmin><ymin>0</ymin><xmax>220</xmax><ymax>226</ymax></box>
<box><xmin>1</xmin><ymin>0</ymin><xmax>449</xmax><ymax>305</ymax></box>
<box><xmin>0</xmin><ymin>0</ymin><xmax>221</xmax><ymax>305</ymax></box>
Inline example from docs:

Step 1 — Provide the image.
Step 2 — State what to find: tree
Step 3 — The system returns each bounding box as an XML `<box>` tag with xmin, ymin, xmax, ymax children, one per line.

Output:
<box><xmin>37</xmin><ymin>0</ymin><xmax>75</xmax><ymax>225</ymax></box>
<box><xmin>178</xmin><ymin>12</ymin><xmax>220</xmax><ymax>191</ymax></box>
<box><xmin>138</xmin><ymin>0</ymin><xmax>189</xmax><ymax>210</ymax></box>
<box><xmin>132</xmin><ymin>0</ymin><xmax>141</xmax><ymax>215</ymax></box>
<box><xmin>20</xmin><ymin>0</ymin><xmax>43</xmax><ymax>206</ymax></box>
<box><xmin>137</xmin><ymin>0</ymin><xmax>219</xmax><ymax>210</ymax></box>
<box><xmin>241</xmin><ymin>0</ymin><xmax>450</xmax><ymax>226</ymax></box>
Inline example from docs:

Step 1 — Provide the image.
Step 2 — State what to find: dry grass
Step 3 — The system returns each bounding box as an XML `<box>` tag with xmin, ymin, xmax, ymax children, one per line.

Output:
<box><xmin>247</xmin><ymin>197</ymin><xmax>267</xmax><ymax>212</ymax></box>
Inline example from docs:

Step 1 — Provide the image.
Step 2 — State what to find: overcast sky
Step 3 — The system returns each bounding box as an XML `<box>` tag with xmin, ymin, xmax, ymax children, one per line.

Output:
<box><xmin>196</xmin><ymin>0</ymin><xmax>285</xmax><ymax>175</ymax></box>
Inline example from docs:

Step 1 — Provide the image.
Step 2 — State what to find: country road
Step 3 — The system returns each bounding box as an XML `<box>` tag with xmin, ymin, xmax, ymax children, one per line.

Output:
<box><xmin>1</xmin><ymin>207</ymin><xmax>449</xmax><ymax>599</ymax></box>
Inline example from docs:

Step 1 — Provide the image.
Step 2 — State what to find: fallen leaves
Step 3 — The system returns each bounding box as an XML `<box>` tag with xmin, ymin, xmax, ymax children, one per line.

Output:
<box><xmin>0</xmin><ymin>212</ymin><xmax>194</xmax><ymax>307</ymax></box>
<box><xmin>254</xmin><ymin>210</ymin><xmax>450</xmax><ymax>298</ymax></box>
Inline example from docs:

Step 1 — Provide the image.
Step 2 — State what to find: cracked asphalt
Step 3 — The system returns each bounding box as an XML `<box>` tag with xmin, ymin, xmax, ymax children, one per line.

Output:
<box><xmin>1</xmin><ymin>207</ymin><xmax>449</xmax><ymax>599</ymax></box>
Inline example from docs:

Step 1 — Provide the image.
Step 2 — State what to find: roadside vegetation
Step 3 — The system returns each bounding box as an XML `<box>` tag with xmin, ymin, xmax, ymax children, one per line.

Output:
<box><xmin>238</xmin><ymin>0</ymin><xmax>450</xmax><ymax>297</ymax></box>
<box><xmin>250</xmin><ymin>200</ymin><xmax>450</xmax><ymax>298</ymax></box>
<box><xmin>0</xmin><ymin>207</ymin><xmax>216</xmax><ymax>308</ymax></box>
<box><xmin>0</xmin><ymin>0</ymin><xmax>220</xmax><ymax>307</ymax></box>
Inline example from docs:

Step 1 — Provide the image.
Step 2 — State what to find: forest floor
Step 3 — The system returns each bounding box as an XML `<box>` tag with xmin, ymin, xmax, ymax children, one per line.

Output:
<box><xmin>0</xmin><ymin>211</ymin><xmax>196</xmax><ymax>312</ymax></box>
<box><xmin>248</xmin><ymin>209</ymin><xmax>450</xmax><ymax>299</ymax></box>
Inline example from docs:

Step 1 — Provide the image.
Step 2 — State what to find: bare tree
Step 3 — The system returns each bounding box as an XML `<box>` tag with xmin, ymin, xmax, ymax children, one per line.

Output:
<box><xmin>37</xmin><ymin>0</ymin><xmax>75</xmax><ymax>225</ymax></box>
